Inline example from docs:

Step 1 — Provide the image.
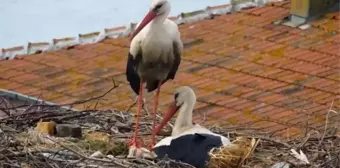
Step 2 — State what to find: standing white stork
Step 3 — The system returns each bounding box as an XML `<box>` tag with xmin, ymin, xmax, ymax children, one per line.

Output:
<box><xmin>151</xmin><ymin>86</ymin><xmax>231</xmax><ymax>168</ymax></box>
<box><xmin>126</xmin><ymin>0</ymin><xmax>183</xmax><ymax>149</ymax></box>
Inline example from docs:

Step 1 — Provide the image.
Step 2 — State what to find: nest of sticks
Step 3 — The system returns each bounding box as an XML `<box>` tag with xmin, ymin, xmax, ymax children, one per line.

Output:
<box><xmin>0</xmin><ymin>84</ymin><xmax>339</xmax><ymax>168</ymax></box>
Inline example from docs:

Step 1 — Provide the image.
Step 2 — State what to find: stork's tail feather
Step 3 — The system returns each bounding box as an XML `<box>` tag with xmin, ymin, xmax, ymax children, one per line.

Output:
<box><xmin>146</xmin><ymin>80</ymin><xmax>159</xmax><ymax>93</ymax></box>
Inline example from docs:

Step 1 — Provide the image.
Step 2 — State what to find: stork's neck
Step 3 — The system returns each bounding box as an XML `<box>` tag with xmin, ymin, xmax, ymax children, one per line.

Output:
<box><xmin>172</xmin><ymin>95</ymin><xmax>196</xmax><ymax>136</ymax></box>
<box><xmin>148</xmin><ymin>9</ymin><xmax>170</xmax><ymax>31</ymax></box>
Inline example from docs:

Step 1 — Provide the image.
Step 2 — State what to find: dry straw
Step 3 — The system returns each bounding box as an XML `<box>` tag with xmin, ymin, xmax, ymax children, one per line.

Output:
<box><xmin>207</xmin><ymin>137</ymin><xmax>260</xmax><ymax>168</ymax></box>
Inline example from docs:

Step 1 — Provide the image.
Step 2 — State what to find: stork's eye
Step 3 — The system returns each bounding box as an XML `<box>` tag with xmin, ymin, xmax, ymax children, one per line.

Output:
<box><xmin>155</xmin><ymin>4</ymin><xmax>163</xmax><ymax>10</ymax></box>
<box><xmin>174</xmin><ymin>93</ymin><xmax>179</xmax><ymax>100</ymax></box>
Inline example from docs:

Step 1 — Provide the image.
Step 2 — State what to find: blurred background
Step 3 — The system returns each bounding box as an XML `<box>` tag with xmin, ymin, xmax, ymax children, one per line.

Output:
<box><xmin>0</xmin><ymin>0</ymin><xmax>230</xmax><ymax>49</ymax></box>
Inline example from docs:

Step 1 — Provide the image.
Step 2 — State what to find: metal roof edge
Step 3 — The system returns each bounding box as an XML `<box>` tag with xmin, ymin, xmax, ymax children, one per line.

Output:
<box><xmin>0</xmin><ymin>89</ymin><xmax>80</xmax><ymax>112</ymax></box>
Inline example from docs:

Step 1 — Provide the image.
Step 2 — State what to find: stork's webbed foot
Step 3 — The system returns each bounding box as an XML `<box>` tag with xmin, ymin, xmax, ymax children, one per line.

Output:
<box><xmin>127</xmin><ymin>145</ymin><xmax>157</xmax><ymax>159</ymax></box>
<box><xmin>127</xmin><ymin>136</ymin><xmax>142</xmax><ymax>148</ymax></box>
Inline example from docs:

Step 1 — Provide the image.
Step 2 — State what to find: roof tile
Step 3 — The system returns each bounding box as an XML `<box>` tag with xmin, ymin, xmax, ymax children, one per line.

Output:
<box><xmin>250</xmin><ymin>6</ymin><xmax>275</xmax><ymax>16</ymax></box>
<box><xmin>1</xmin><ymin>69</ymin><xmax>26</xmax><ymax>80</ymax></box>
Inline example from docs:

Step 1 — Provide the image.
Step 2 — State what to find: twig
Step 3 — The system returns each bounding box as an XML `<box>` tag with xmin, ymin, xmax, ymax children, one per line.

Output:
<box><xmin>0</xmin><ymin>98</ymin><xmax>11</xmax><ymax>117</ymax></box>
<box><xmin>297</xmin><ymin>131</ymin><xmax>311</xmax><ymax>149</ymax></box>
<box><xmin>0</xmin><ymin>80</ymin><xmax>119</xmax><ymax>112</ymax></box>
<box><xmin>318</xmin><ymin>101</ymin><xmax>336</xmax><ymax>148</ymax></box>
<box><xmin>156</xmin><ymin>113</ymin><xmax>173</xmax><ymax>128</ymax></box>
<box><xmin>68</xmin><ymin>79</ymin><xmax>119</xmax><ymax>107</ymax></box>
<box><xmin>124</xmin><ymin>96</ymin><xmax>150</xmax><ymax>115</ymax></box>
<box><xmin>247</xmin><ymin>135</ymin><xmax>291</xmax><ymax>149</ymax></box>
<box><xmin>46</xmin><ymin>137</ymin><xmax>129</xmax><ymax>168</ymax></box>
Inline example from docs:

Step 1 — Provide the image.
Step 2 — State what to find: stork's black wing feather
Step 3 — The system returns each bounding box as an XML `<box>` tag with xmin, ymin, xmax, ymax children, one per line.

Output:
<box><xmin>126</xmin><ymin>52</ymin><xmax>142</xmax><ymax>95</ymax></box>
<box><xmin>153</xmin><ymin>133</ymin><xmax>223</xmax><ymax>168</ymax></box>
<box><xmin>165</xmin><ymin>41</ymin><xmax>182</xmax><ymax>81</ymax></box>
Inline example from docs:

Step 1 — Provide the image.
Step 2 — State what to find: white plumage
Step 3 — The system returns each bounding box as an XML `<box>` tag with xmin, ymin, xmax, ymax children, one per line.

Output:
<box><xmin>154</xmin><ymin>124</ymin><xmax>231</xmax><ymax>148</ymax></box>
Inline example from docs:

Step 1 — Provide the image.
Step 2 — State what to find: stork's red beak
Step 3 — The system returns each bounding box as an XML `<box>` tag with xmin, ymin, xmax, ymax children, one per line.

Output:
<box><xmin>153</xmin><ymin>101</ymin><xmax>180</xmax><ymax>135</ymax></box>
<box><xmin>130</xmin><ymin>10</ymin><xmax>157</xmax><ymax>40</ymax></box>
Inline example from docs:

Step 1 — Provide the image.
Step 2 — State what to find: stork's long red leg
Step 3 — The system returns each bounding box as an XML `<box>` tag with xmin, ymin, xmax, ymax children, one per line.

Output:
<box><xmin>150</xmin><ymin>81</ymin><xmax>162</xmax><ymax>149</ymax></box>
<box><xmin>129</xmin><ymin>80</ymin><xmax>144</xmax><ymax>148</ymax></box>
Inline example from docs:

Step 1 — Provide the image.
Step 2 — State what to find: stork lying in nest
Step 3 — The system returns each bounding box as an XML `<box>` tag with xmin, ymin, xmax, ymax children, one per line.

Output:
<box><xmin>128</xmin><ymin>86</ymin><xmax>259</xmax><ymax>168</ymax></box>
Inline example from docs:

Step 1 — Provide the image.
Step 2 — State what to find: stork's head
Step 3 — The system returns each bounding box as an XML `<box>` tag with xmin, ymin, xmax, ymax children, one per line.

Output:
<box><xmin>130</xmin><ymin>0</ymin><xmax>171</xmax><ymax>40</ymax></box>
<box><xmin>172</xmin><ymin>86</ymin><xmax>196</xmax><ymax>108</ymax></box>
<box><xmin>151</xmin><ymin>0</ymin><xmax>171</xmax><ymax>15</ymax></box>
<box><xmin>154</xmin><ymin>86</ymin><xmax>196</xmax><ymax>135</ymax></box>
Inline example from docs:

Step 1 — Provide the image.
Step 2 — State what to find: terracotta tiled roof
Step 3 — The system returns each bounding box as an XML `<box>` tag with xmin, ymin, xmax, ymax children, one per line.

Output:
<box><xmin>0</xmin><ymin>0</ymin><xmax>339</xmax><ymax>138</ymax></box>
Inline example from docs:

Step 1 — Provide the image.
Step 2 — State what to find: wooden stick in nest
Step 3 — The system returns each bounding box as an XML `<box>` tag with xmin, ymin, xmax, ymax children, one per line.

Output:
<box><xmin>207</xmin><ymin>137</ymin><xmax>260</xmax><ymax>168</ymax></box>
